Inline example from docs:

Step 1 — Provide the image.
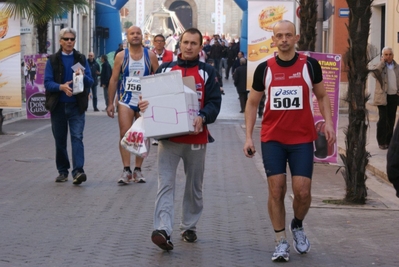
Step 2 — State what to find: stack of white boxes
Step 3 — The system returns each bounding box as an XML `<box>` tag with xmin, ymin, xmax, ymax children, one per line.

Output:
<box><xmin>140</xmin><ymin>70</ymin><xmax>199</xmax><ymax>139</ymax></box>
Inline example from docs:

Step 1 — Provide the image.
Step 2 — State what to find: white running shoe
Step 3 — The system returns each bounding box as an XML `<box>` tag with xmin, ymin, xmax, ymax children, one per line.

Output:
<box><xmin>290</xmin><ymin>225</ymin><xmax>311</xmax><ymax>254</ymax></box>
<box><xmin>133</xmin><ymin>169</ymin><xmax>146</xmax><ymax>183</ymax></box>
<box><xmin>271</xmin><ymin>238</ymin><xmax>290</xmax><ymax>262</ymax></box>
<box><xmin>118</xmin><ymin>170</ymin><xmax>132</xmax><ymax>185</ymax></box>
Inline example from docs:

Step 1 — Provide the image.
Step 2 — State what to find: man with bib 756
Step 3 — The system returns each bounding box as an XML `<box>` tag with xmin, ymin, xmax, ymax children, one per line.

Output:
<box><xmin>107</xmin><ymin>26</ymin><xmax>159</xmax><ymax>185</ymax></box>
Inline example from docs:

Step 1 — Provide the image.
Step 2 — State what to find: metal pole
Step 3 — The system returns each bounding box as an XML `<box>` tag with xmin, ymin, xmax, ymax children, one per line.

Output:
<box><xmin>316</xmin><ymin>0</ymin><xmax>324</xmax><ymax>52</ymax></box>
<box><xmin>97</xmin><ymin>36</ymin><xmax>100</xmax><ymax>57</ymax></box>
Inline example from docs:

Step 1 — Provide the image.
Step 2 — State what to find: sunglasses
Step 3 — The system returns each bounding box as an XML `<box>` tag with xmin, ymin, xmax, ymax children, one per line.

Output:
<box><xmin>62</xmin><ymin>37</ymin><xmax>75</xmax><ymax>41</ymax></box>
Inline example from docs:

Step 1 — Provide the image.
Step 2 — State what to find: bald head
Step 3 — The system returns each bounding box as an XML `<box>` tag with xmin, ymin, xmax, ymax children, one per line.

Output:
<box><xmin>88</xmin><ymin>52</ymin><xmax>95</xmax><ymax>61</ymax></box>
<box><xmin>127</xmin><ymin>26</ymin><xmax>142</xmax><ymax>34</ymax></box>
<box><xmin>271</xmin><ymin>20</ymin><xmax>299</xmax><ymax>58</ymax></box>
<box><xmin>273</xmin><ymin>20</ymin><xmax>296</xmax><ymax>35</ymax></box>
<box><xmin>126</xmin><ymin>26</ymin><xmax>143</xmax><ymax>47</ymax></box>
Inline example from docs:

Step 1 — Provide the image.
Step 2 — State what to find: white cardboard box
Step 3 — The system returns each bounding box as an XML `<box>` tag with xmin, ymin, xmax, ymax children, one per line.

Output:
<box><xmin>140</xmin><ymin>70</ymin><xmax>199</xmax><ymax>139</ymax></box>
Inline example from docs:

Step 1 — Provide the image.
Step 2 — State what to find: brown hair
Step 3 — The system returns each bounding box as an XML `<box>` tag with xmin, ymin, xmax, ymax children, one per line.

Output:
<box><xmin>180</xmin><ymin>28</ymin><xmax>203</xmax><ymax>46</ymax></box>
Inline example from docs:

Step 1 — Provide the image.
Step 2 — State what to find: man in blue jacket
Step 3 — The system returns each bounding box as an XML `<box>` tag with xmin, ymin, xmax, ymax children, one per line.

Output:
<box><xmin>44</xmin><ymin>27</ymin><xmax>93</xmax><ymax>185</ymax></box>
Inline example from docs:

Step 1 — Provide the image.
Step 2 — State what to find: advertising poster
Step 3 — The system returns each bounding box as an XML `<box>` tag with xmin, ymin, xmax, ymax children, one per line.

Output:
<box><xmin>306</xmin><ymin>52</ymin><xmax>341</xmax><ymax>164</ymax></box>
<box><xmin>247</xmin><ymin>0</ymin><xmax>295</xmax><ymax>89</ymax></box>
<box><xmin>24</xmin><ymin>54</ymin><xmax>50</xmax><ymax>119</ymax></box>
<box><xmin>0</xmin><ymin>4</ymin><xmax>21</xmax><ymax>108</ymax></box>
<box><xmin>247</xmin><ymin>1</ymin><xmax>340</xmax><ymax>164</ymax></box>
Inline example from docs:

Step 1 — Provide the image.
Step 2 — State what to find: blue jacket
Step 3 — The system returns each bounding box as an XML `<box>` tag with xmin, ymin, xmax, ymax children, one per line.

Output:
<box><xmin>44</xmin><ymin>49</ymin><xmax>93</xmax><ymax>114</ymax></box>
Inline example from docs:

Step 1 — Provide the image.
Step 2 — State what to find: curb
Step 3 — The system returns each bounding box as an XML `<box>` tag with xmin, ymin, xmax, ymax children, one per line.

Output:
<box><xmin>2</xmin><ymin>109</ymin><xmax>26</xmax><ymax>122</ymax></box>
<box><xmin>338</xmin><ymin>146</ymin><xmax>389</xmax><ymax>184</ymax></box>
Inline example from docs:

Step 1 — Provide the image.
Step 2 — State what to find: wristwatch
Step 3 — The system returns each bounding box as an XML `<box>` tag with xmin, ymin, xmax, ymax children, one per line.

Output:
<box><xmin>198</xmin><ymin>113</ymin><xmax>206</xmax><ymax>124</ymax></box>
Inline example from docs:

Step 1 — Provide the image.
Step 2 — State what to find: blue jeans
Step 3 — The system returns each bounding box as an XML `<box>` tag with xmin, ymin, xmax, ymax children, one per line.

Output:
<box><xmin>213</xmin><ymin>58</ymin><xmax>221</xmax><ymax>75</ymax></box>
<box><xmin>51</xmin><ymin>102</ymin><xmax>85</xmax><ymax>177</ymax></box>
<box><xmin>219</xmin><ymin>58</ymin><xmax>227</xmax><ymax>77</ymax></box>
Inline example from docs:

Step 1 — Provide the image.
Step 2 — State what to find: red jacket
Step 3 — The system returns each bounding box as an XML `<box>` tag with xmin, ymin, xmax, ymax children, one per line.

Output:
<box><xmin>152</xmin><ymin>49</ymin><xmax>174</xmax><ymax>64</ymax></box>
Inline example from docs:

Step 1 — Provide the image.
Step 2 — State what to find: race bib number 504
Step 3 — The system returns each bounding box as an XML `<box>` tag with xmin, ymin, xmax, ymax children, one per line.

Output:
<box><xmin>270</xmin><ymin>86</ymin><xmax>303</xmax><ymax>110</ymax></box>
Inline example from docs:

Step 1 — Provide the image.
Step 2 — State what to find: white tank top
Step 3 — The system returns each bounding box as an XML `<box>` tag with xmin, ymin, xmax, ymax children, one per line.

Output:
<box><xmin>128</xmin><ymin>55</ymin><xmax>145</xmax><ymax>77</ymax></box>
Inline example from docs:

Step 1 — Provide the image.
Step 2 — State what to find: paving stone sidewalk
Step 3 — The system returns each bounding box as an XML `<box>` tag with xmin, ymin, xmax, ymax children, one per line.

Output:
<box><xmin>0</xmin><ymin>113</ymin><xmax>399</xmax><ymax>267</ymax></box>
<box><xmin>1</xmin><ymin>78</ymin><xmax>399</xmax><ymax>266</ymax></box>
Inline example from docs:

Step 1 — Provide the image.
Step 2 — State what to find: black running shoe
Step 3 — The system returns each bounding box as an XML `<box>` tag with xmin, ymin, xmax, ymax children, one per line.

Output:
<box><xmin>182</xmin><ymin>230</ymin><xmax>197</xmax><ymax>243</ymax></box>
<box><xmin>151</xmin><ymin>230</ymin><xmax>174</xmax><ymax>251</ymax></box>
<box><xmin>73</xmin><ymin>172</ymin><xmax>87</xmax><ymax>185</ymax></box>
<box><xmin>55</xmin><ymin>173</ymin><xmax>68</xmax><ymax>182</ymax></box>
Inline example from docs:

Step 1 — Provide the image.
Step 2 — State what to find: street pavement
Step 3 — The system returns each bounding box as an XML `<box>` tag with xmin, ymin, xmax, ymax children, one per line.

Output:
<box><xmin>1</xmin><ymin>77</ymin><xmax>399</xmax><ymax>267</ymax></box>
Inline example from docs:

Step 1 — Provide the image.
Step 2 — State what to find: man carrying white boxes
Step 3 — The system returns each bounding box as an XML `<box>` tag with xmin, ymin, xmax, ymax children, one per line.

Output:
<box><xmin>139</xmin><ymin>28</ymin><xmax>222</xmax><ymax>251</ymax></box>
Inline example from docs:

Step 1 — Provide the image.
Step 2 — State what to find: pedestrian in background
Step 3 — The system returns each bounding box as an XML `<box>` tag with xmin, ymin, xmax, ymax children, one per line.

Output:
<box><xmin>209</xmin><ymin>36</ymin><xmax>223</xmax><ymax>74</ymax></box>
<box><xmin>233</xmin><ymin>57</ymin><xmax>248</xmax><ymax>113</ymax></box>
<box><xmin>23</xmin><ymin>60</ymin><xmax>29</xmax><ymax>85</ymax></box>
<box><xmin>152</xmin><ymin>34</ymin><xmax>174</xmax><ymax>67</ymax></box>
<box><xmin>165</xmin><ymin>33</ymin><xmax>177</xmax><ymax>53</ymax></box>
<box><xmin>207</xmin><ymin>58</ymin><xmax>224</xmax><ymax>95</ymax></box>
<box><xmin>219</xmin><ymin>40</ymin><xmax>228</xmax><ymax>77</ymax></box>
<box><xmin>28</xmin><ymin>58</ymin><xmax>37</xmax><ymax>86</ymax></box>
<box><xmin>44</xmin><ymin>27</ymin><xmax>93</xmax><ymax>185</ymax></box>
<box><xmin>243</xmin><ymin>20</ymin><xmax>335</xmax><ymax>262</ymax></box>
<box><xmin>371</xmin><ymin>47</ymin><xmax>399</xmax><ymax>150</ymax></box>
<box><xmin>100</xmin><ymin>54</ymin><xmax>112</xmax><ymax>110</ymax></box>
<box><xmin>202</xmin><ymin>39</ymin><xmax>211</xmax><ymax>59</ymax></box>
<box><xmin>139</xmin><ymin>28</ymin><xmax>222</xmax><ymax>252</ymax></box>
<box><xmin>226</xmin><ymin>40</ymin><xmax>238</xmax><ymax>79</ymax></box>
<box><xmin>88</xmin><ymin>52</ymin><xmax>100</xmax><ymax>111</ymax></box>
<box><xmin>113</xmin><ymin>43</ymin><xmax>124</xmax><ymax>111</ymax></box>
<box><xmin>232</xmin><ymin>51</ymin><xmax>244</xmax><ymax>75</ymax></box>
<box><xmin>114</xmin><ymin>43</ymin><xmax>123</xmax><ymax>60</ymax></box>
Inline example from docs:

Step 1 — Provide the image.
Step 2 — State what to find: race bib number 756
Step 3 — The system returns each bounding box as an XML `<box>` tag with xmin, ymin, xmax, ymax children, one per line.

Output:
<box><xmin>270</xmin><ymin>86</ymin><xmax>303</xmax><ymax>110</ymax></box>
<box><xmin>125</xmin><ymin>77</ymin><xmax>141</xmax><ymax>92</ymax></box>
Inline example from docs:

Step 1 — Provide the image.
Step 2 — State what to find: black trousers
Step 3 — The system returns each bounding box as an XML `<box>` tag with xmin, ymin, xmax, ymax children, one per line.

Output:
<box><xmin>377</xmin><ymin>94</ymin><xmax>399</xmax><ymax>146</ymax></box>
<box><xmin>238</xmin><ymin>92</ymin><xmax>248</xmax><ymax>112</ymax></box>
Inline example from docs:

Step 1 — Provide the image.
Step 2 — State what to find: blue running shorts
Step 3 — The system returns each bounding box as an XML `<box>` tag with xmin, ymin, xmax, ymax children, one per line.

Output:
<box><xmin>261</xmin><ymin>141</ymin><xmax>314</xmax><ymax>179</ymax></box>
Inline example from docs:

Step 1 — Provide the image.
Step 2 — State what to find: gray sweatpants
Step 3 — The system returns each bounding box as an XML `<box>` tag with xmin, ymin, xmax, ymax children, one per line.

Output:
<box><xmin>153</xmin><ymin>140</ymin><xmax>207</xmax><ymax>237</ymax></box>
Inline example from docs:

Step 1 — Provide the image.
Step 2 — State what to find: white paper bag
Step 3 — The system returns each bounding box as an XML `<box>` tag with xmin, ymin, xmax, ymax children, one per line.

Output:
<box><xmin>72</xmin><ymin>73</ymin><xmax>84</xmax><ymax>95</ymax></box>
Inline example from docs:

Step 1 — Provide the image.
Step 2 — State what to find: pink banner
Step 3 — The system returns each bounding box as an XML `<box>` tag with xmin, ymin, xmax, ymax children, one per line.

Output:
<box><xmin>24</xmin><ymin>54</ymin><xmax>50</xmax><ymax>119</ymax></box>
<box><xmin>304</xmin><ymin>52</ymin><xmax>341</xmax><ymax>164</ymax></box>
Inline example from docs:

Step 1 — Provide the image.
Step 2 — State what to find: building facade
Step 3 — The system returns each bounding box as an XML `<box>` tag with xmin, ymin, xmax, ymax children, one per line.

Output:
<box><xmin>124</xmin><ymin>0</ymin><xmax>243</xmax><ymax>39</ymax></box>
<box><xmin>20</xmin><ymin>0</ymin><xmax>94</xmax><ymax>57</ymax></box>
<box><xmin>325</xmin><ymin>0</ymin><xmax>399</xmax><ymax>109</ymax></box>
